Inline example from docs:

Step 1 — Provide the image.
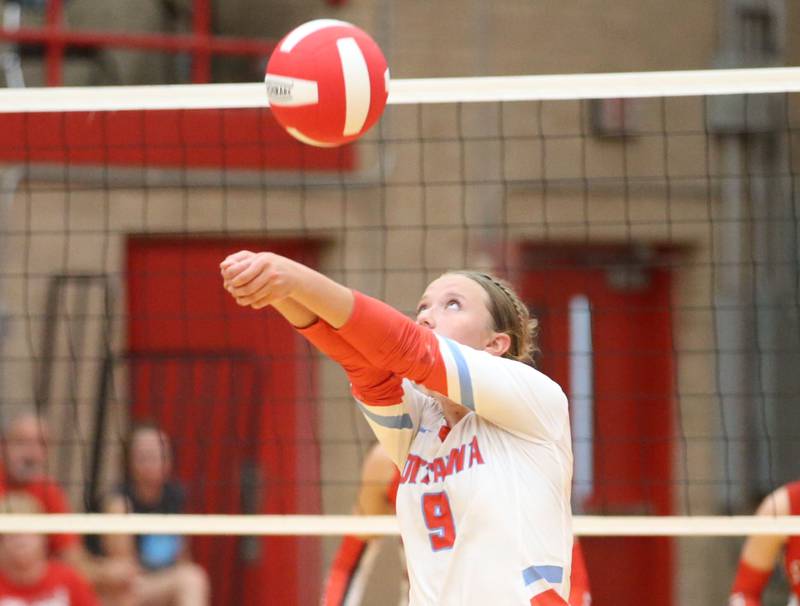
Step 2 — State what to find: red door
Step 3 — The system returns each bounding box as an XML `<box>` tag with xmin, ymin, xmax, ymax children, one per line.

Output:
<box><xmin>519</xmin><ymin>244</ymin><xmax>674</xmax><ymax>606</ymax></box>
<box><xmin>127</xmin><ymin>236</ymin><xmax>320</xmax><ymax>606</ymax></box>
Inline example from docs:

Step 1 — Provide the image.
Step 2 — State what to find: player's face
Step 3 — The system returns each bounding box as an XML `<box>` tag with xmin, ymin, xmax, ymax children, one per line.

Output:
<box><xmin>3</xmin><ymin>415</ymin><xmax>48</xmax><ymax>484</ymax></box>
<box><xmin>129</xmin><ymin>429</ymin><xmax>172</xmax><ymax>487</ymax></box>
<box><xmin>416</xmin><ymin>274</ymin><xmax>496</xmax><ymax>351</ymax></box>
<box><xmin>0</xmin><ymin>533</ymin><xmax>46</xmax><ymax>570</ymax></box>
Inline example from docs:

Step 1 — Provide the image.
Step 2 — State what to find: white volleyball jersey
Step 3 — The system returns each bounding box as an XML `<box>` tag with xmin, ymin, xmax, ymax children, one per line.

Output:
<box><xmin>355</xmin><ymin>335</ymin><xmax>573</xmax><ymax>606</ymax></box>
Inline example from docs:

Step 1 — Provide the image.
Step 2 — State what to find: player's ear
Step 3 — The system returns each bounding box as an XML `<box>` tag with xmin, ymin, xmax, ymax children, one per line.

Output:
<box><xmin>484</xmin><ymin>332</ymin><xmax>511</xmax><ymax>357</ymax></box>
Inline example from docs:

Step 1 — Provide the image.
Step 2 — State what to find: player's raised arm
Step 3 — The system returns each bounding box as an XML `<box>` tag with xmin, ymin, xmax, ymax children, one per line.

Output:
<box><xmin>221</xmin><ymin>250</ymin><xmax>355</xmax><ymax>326</ymax></box>
<box><xmin>221</xmin><ymin>251</ymin><xmax>418</xmax><ymax>465</ymax></box>
<box><xmin>728</xmin><ymin>486</ymin><xmax>790</xmax><ymax>606</ymax></box>
<box><xmin>222</xmin><ymin>254</ymin><xmax>566</xmax><ymax>441</ymax></box>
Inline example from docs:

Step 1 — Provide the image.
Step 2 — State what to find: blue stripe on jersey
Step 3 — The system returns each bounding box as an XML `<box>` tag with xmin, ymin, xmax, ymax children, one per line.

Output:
<box><xmin>522</xmin><ymin>564</ymin><xmax>563</xmax><ymax>586</ymax></box>
<box><xmin>443</xmin><ymin>338</ymin><xmax>475</xmax><ymax>410</ymax></box>
<box><xmin>356</xmin><ymin>401</ymin><xmax>413</xmax><ymax>430</ymax></box>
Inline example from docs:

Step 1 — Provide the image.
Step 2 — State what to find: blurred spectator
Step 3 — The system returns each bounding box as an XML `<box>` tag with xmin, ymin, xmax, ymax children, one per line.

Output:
<box><xmin>0</xmin><ymin>411</ymin><xmax>78</xmax><ymax>560</ymax></box>
<box><xmin>99</xmin><ymin>422</ymin><xmax>209</xmax><ymax>606</ymax></box>
<box><xmin>0</xmin><ymin>411</ymin><xmax>136</xmax><ymax>598</ymax></box>
<box><xmin>0</xmin><ymin>491</ymin><xmax>99</xmax><ymax>605</ymax></box>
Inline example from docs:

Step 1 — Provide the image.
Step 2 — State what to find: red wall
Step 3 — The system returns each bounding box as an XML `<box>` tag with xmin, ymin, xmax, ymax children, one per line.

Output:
<box><xmin>127</xmin><ymin>236</ymin><xmax>321</xmax><ymax>605</ymax></box>
<box><xmin>521</xmin><ymin>244</ymin><xmax>675</xmax><ymax>606</ymax></box>
<box><xmin>1</xmin><ymin>109</ymin><xmax>354</xmax><ymax>171</ymax></box>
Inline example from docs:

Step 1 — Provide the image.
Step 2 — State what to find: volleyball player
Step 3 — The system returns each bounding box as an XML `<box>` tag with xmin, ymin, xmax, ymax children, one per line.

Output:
<box><xmin>729</xmin><ymin>482</ymin><xmax>800</xmax><ymax>605</ymax></box>
<box><xmin>221</xmin><ymin>251</ymin><xmax>573</xmax><ymax>605</ymax></box>
<box><xmin>321</xmin><ymin>443</ymin><xmax>408</xmax><ymax>606</ymax></box>
<box><xmin>322</xmin><ymin>443</ymin><xmax>591</xmax><ymax>606</ymax></box>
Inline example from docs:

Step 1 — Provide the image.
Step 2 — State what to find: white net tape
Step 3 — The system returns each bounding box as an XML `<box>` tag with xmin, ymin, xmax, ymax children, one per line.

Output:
<box><xmin>0</xmin><ymin>514</ymin><xmax>798</xmax><ymax>536</ymax></box>
<box><xmin>0</xmin><ymin>66</ymin><xmax>799</xmax><ymax>112</ymax></box>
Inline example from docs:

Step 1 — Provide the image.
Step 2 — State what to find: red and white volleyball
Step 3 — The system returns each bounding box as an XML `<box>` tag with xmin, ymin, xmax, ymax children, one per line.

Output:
<box><xmin>264</xmin><ymin>20</ymin><xmax>389</xmax><ymax>147</ymax></box>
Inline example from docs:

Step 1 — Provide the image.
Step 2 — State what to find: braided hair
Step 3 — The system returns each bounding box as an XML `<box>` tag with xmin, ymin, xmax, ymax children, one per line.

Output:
<box><xmin>450</xmin><ymin>271</ymin><xmax>539</xmax><ymax>366</ymax></box>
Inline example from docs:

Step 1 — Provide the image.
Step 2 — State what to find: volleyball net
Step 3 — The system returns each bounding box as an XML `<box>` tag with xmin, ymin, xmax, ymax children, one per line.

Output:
<box><xmin>1</xmin><ymin>66</ymin><xmax>800</xmax><ymax>600</ymax></box>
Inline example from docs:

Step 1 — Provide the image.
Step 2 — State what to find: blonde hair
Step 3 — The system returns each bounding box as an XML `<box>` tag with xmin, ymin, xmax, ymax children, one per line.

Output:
<box><xmin>450</xmin><ymin>271</ymin><xmax>539</xmax><ymax>366</ymax></box>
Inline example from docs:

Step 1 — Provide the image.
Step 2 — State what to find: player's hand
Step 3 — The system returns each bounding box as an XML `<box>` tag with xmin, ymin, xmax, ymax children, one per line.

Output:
<box><xmin>220</xmin><ymin>251</ymin><xmax>298</xmax><ymax>309</ymax></box>
<box><xmin>220</xmin><ymin>250</ymin><xmax>255</xmax><ymax>288</ymax></box>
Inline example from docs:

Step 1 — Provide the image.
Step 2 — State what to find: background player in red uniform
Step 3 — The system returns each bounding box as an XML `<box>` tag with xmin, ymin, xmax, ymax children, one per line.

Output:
<box><xmin>729</xmin><ymin>481</ymin><xmax>800</xmax><ymax>605</ymax></box>
<box><xmin>321</xmin><ymin>443</ymin><xmax>407</xmax><ymax>606</ymax></box>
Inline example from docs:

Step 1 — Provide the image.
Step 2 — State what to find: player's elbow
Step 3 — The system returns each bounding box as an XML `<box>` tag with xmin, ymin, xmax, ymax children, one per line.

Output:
<box><xmin>754</xmin><ymin>486</ymin><xmax>789</xmax><ymax>517</ymax></box>
<box><xmin>349</xmin><ymin>373</ymin><xmax>403</xmax><ymax>407</ymax></box>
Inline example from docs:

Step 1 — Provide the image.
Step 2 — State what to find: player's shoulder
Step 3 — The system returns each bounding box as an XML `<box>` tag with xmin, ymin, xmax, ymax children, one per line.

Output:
<box><xmin>496</xmin><ymin>353</ymin><xmax>567</xmax><ymax>393</ymax></box>
<box><xmin>755</xmin><ymin>484</ymin><xmax>793</xmax><ymax>516</ymax></box>
<box><xmin>515</xmin><ymin>361</ymin><xmax>569</xmax><ymax>412</ymax></box>
<box><xmin>529</xmin><ymin>363</ymin><xmax>567</xmax><ymax>393</ymax></box>
<box><xmin>17</xmin><ymin>478</ymin><xmax>69</xmax><ymax>509</ymax></box>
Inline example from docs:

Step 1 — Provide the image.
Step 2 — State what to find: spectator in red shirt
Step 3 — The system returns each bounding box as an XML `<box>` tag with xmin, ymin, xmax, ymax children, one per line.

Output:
<box><xmin>0</xmin><ymin>491</ymin><xmax>99</xmax><ymax>606</ymax></box>
<box><xmin>0</xmin><ymin>412</ymin><xmax>77</xmax><ymax>559</ymax></box>
<box><xmin>0</xmin><ymin>412</ymin><xmax>135</xmax><ymax>597</ymax></box>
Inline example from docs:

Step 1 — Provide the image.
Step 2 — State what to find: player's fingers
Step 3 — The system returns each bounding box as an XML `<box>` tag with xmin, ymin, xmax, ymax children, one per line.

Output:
<box><xmin>233</xmin><ymin>279</ymin><xmax>276</xmax><ymax>305</ymax></box>
<box><xmin>250</xmin><ymin>295</ymin><xmax>273</xmax><ymax>310</ymax></box>
<box><xmin>247</xmin><ymin>277</ymin><xmax>292</xmax><ymax>308</ymax></box>
<box><xmin>252</xmin><ymin>290</ymin><xmax>284</xmax><ymax>309</ymax></box>
<box><xmin>222</xmin><ymin>258</ymin><xmax>255</xmax><ymax>282</ymax></box>
<box><xmin>220</xmin><ymin>258</ymin><xmax>246</xmax><ymax>278</ymax></box>
<box><xmin>230</xmin><ymin>271</ymin><xmax>271</xmax><ymax>299</ymax></box>
<box><xmin>221</xmin><ymin>263</ymin><xmax>243</xmax><ymax>282</ymax></box>
<box><xmin>220</xmin><ymin>250</ymin><xmax>253</xmax><ymax>269</ymax></box>
<box><xmin>223</xmin><ymin>279</ymin><xmax>238</xmax><ymax>295</ymax></box>
<box><xmin>229</xmin><ymin>256</ymin><xmax>272</xmax><ymax>288</ymax></box>
<box><xmin>222</xmin><ymin>275</ymin><xmax>241</xmax><ymax>293</ymax></box>
<box><xmin>228</xmin><ymin>265</ymin><xmax>262</xmax><ymax>289</ymax></box>
<box><xmin>236</xmin><ymin>290</ymin><xmax>272</xmax><ymax>308</ymax></box>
